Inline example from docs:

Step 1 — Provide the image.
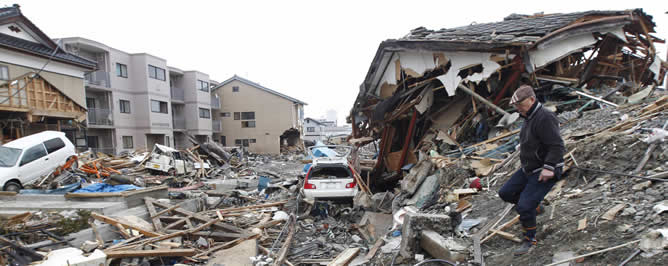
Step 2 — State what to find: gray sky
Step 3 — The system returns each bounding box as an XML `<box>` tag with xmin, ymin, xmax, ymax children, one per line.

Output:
<box><xmin>8</xmin><ymin>0</ymin><xmax>668</xmax><ymax>124</ymax></box>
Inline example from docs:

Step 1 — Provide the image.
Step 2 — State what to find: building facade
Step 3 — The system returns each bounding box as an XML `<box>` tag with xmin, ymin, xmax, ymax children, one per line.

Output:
<box><xmin>0</xmin><ymin>4</ymin><xmax>95</xmax><ymax>144</ymax></box>
<box><xmin>212</xmin><ymin>75</ymin><xmax>306</xmax><ymax>154</ymax></box>
<box><xmin>60</xmin><ymin>37</ymin><xmax>219</xmax><ymax>154</ymax></box>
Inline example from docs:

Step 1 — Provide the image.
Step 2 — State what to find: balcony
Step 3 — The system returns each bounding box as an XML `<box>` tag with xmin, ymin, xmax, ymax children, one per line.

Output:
<box><xmin>171</xmin><ymin>87</ymin><xmax>185</xmax><ymax>102</ymax></box>
<box><xmin>173</xmin><ymin>117</ymin><xmax>186</xmax><ymax>130</ymax></box>
<box><xmin>212</xmin><ymin>120</ymin><xmax>222</xmax><ymax>132</ymax></box>
<box><xmin>85</xmin><ymin>71</ymin><xmax>111</xmax><ymax>88</ymax></box>
<box><xmin>87</xmin><ymin>108</ymin><xmax>113</xmax><ymax>126</ymax></box>
<box><xmin>211</xmin><ymin>96</ymin><xmax>221</xmax><ymax>109</ymax></box>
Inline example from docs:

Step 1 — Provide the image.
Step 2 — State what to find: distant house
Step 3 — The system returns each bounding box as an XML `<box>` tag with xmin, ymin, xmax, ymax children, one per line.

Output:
<box><xmin>212</xmin><ymin>75</ymin><xmax>306</xmax><ymax>154</ymax></box>
<box><xmin>304</xmin><ymin>117</ymin><xmax>327</xmax><ymax>142</ymax></box>
<box><xmin>0</xmin><ymin>4</ymin><xmax>95</xmax><ymax>144</ymax></box>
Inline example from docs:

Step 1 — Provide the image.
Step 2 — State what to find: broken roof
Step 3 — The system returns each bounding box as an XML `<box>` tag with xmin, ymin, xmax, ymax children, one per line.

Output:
<box><xmin>0</xmin><ymin>4</ymin><xmax>96</xmax><ymax>69</ymax></box>
<box><xmin>214</xmin><ymin>75</ymin><xmax>307</xmax><ymax>105</ymax></box>
<box><xmin>401</xmin><ymin>10</ymin><xmax>643</xmax><ymax>44</ymax></box>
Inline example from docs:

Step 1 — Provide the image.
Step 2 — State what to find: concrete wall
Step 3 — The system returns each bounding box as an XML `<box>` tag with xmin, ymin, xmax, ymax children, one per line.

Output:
<box><xmin>214</xmin><ymin>80</ymin><xmax>301</xmax><ymax>154</ymax></box>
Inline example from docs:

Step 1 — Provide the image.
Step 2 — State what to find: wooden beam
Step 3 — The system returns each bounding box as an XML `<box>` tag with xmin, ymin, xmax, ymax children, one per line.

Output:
<box><xmin>144</xmin><ymin>197</ymin><xmax>165</xmax><ymax>233</ymax></box>
<box><xmin>91</xmin><ymin>212</ymin><xmax>162</xmax><ymax>237</ymax></box>
<box><xmin>328</xmin><ymin>248</ymin><xmax>361</xmax><ymax>266</ymax></box>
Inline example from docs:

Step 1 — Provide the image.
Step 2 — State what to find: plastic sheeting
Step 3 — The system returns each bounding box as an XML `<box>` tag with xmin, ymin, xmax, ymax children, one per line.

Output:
<box><xmin>19</xmin><ymin>182</ymin><xmax>81</xmax><ymax>194</ymax></box>
<box><xmin>73</xmin><ymin>183</ymin><xmax>142</xmax><ymax>193</ymax></box>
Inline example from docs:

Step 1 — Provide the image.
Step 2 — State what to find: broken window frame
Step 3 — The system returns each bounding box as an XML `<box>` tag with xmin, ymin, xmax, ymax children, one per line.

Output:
<box><xmin>119</xmin><ymin>99</ymin><xmax>131</xmax><ymax>113</ymax></box>
<box><xmin>150</xmin><ymin>100</ymin><xmax>168</xmax><ymax>114</ymax></box>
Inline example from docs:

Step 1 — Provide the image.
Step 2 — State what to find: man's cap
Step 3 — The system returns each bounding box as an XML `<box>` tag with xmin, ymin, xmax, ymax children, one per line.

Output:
<box><xmin>510</xmin><ymin>85</ymin><xmax>535</xmax><ymax>105</ymax></box>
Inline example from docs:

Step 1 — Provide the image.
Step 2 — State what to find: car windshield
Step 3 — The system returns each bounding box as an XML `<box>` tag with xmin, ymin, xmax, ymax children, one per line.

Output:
<box><xmin>310</xmin><ymin>166</ymin><xmax>351</xmax><ymax>180</ymax></box>
<box><xmin>0</xmin><ymin>146</ymin><xmax>22</xmax><ymax>167</ymax></box>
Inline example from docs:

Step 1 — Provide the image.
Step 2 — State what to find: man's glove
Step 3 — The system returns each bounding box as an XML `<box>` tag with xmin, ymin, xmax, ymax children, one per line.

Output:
<box><xmin>538</xmin><ymin>169</ymin><xmax>554</xmax><ymax>182</ymax></box>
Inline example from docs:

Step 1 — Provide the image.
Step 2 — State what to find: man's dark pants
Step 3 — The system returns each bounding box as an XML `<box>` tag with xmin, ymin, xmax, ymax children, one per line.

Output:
<box><xmin>498</xmin><ymin>168</ymin><xmax>560</xmax><ymax>240</ymax></box>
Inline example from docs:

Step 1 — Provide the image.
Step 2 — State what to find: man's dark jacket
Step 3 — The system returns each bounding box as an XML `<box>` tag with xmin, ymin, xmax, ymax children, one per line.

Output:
<box><xmin>519</xmin><ymin>101</ymin><xmax>565</xmax><ymax>174</ymax></box>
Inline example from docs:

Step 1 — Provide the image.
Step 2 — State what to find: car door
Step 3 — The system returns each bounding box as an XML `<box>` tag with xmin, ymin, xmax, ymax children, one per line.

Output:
<box><xmin>17</xmin><ymin>143</ymin><xmax>50</xmax><ymax>184</ymax></box>
<box><xmin>43</xmin><ymin>137</ymin><xmax>67</xmax><ymax>165</ymax></box>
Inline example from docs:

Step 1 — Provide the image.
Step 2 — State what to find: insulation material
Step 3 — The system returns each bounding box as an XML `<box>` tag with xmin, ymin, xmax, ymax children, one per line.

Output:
<box><xmin>529</xmin><ymin>32</ymin><xmax>597</xmax><ymax>70</ymax></box>
<box><xmin>415</xmin><ymin>87</ymin><xmax>434</xmax><ymax>114</ymax></box>
<box><xmin>399</xmin><ymin>52</ymin><xmax>438</xmax><ymax>78</ymax></box>
<box><xmin>435</xmin><ymin>52</ymin><xmax>501</xmax><ymax>96</ymax></box>
<box><xmin>649</xmin><ymin>55</ymin><xmax>662</xmax><ymax>81</ymax></box>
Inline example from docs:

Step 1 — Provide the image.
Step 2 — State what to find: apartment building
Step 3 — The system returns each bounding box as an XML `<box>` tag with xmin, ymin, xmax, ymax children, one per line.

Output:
<box><xmin>212</xmin><ymin>75</ymin><xmax>306</xmax><ymax>154</ymax></box>
<box><xmin>168</xmin><ymin>67</ymin><xmax>218</xmax><ymax>149</ymax></box>
<box><xmin>60</xmin><ymin>37</ymin><xmax>217</xmax><ymax>154</ymax></box>
<box><xmin>0</xmin><ymin>5</ymin><xmax>95</xmax><ymax>143</ymax></box>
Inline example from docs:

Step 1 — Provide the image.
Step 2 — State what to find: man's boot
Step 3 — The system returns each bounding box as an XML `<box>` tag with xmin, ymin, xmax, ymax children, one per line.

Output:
<box><xmin>513</xmin><ymin>237</ymin><xmax>536</xmax><ymax>255</ymax></box>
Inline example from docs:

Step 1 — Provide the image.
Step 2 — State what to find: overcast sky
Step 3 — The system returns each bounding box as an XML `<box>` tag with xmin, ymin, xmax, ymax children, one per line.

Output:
<box><xmin>8</xmin><ymin>0</ymin><xmax>668</xmax><ymax>124</ymax></box>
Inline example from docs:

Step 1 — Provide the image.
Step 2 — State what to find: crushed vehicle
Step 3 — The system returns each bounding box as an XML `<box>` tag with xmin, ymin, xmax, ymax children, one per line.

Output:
<box><xmin>0</xmin><ymin>131</ymin><xmax>77</xmax><ymax>191</ymax></box>
<box><xmin>145</xmin><ymin>144</ymin><xmax>195</xmax><ymax>175</ymax></box>
<box><xmin>301</xmin><ymin>145</ymin><xmax>359</xmax><ymax>201</ymax></box>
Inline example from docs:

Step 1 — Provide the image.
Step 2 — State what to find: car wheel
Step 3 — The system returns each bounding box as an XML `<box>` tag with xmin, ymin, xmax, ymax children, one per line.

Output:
<box><xmin>4</xmin><ymin>181</ymin><xmax>21</xmax><ymax>192</ymax></box>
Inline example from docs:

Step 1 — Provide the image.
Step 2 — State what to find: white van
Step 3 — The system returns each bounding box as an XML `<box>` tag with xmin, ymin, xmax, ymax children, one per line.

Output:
<box><xmin>0</xmin><ymin>131</ymin><xmax>77</xmax><ymax>191</ymax></box>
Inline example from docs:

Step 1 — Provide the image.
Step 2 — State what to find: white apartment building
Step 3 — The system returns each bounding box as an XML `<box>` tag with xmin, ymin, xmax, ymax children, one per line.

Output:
<box><xmin>60</xmin><ymin>37</ymin><xmax>219</xmax><ymax>154</ymax></box>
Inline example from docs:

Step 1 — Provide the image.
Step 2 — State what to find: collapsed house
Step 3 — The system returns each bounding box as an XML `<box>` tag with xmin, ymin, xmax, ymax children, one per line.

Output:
<box><xmin>349</xmin><ymin>9</ymin><xmax>667</xmax><ymax>188</ymax></box>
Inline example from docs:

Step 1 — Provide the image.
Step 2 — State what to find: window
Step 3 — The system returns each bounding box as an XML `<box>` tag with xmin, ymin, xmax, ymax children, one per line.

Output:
<box><xmin>0</xmin><ymin>65</ymin><xmax>8</xmax><ymax>80</ymax></box>
<box><xmin>235</xmin><ymin>139</ymin><xmax>253</xmax><ymax>147</ymax></box>
<box><xmin>165</xmin><ymin>136</ymin><xmax>170</xmax><ymax>147</ymax></box>
<box><xmin>148</xmin><ymin>65</ymin><xmax>166</xmax><ymax>81</ymax></box>
<box><xmin>221</xmin><ymin>112</ymin><xmax>231</xmax><ymax>117</ymax></box>
<box><xmin>197</xmin><ymin>80</ymin><xmax>209</xmax><ymax>92</ymax></box>
<box><xmin>43</xmin><ymin>138</ymin><xmax>65</xmax><ymax>154</ymax></box>
<box><xmin>120</xmin><ymin>100</ymin><xmax>131</xmax><ymax>113</ymax></box>
<box><xmin>241</xmin><ymin>112</ymin><xmax>255</xmax><ymax>120</ymax></box>
<box><xmin>234</xmin><ymin>112</ymin><xmax>240</xmax><ymax>120</ymax></box>
<box><xmin>232</xmin><ymin>86</ymin><xmax>239</xmax><ymax>92</ymax></box>
<box><xmin>116</xmin><ymin>63</ymin><xmax>128</xmax><ymax>78</ymax></box>
<box><xmin>20</xmin><ymin>144</ymin><xmax>46</xmax><ymax>166</ymax></box>
<box><xmin>307</xmin><ymin>127</ymin><xmax>315</xmax><ymax>132</ymax></box>
<box><xmin>241</xmin><ymin>121</ymin><xmax>256</xmax><ymax>128</ymax></box>
<box><xmin>151</xmin><ymin>100</ymin><xmax>168</xmax><ymax>113</ymax></box>
<box><xmin>199</xmin><ymin>108</ymin><xmax>211</xmax><ymax>119</ymax></box>
<box><xmin>122</xmin><ymin>136</ymin><xmax>133</xmax><ymax>149</ymax></box>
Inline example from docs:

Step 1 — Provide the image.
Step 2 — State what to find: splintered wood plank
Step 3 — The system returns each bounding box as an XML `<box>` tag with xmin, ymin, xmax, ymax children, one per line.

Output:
<box><xmin>602</xmin><ymin>204</ymin><xmax>626</xmax><ymax>221</ymax></box>
<box><xmin>144</xmin><ymin>197</ymin><xmax>165</xmax><ymax>233</ymax></box>
<box><xmin>328</xmin><ymin>248</ymin><xmax>360</xmax><ymax>266</ymax></box>
<box><xmin>577</xmin><ymin>217</ymin><xmax>587</xmax><ymax>231</ymax></box>
<box><xmin>148</xmin><ymin>197</ymin><xmax>247</xmax><ymax>236</ymax></box>
<box><xmin>91</xmin><ymin>212</ymin><xmax>162</xmax><ymax>237</ymax></box>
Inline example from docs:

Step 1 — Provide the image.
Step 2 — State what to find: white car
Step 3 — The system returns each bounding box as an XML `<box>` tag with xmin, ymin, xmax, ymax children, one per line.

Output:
<box><xmin>145</xmin><ymin>144</ymin><xmax>194</xmax><ymax>175</ymax></box>
<box><xmin>301</xmin><ymin>145</ymin><xmax>359</xmax><ymax>201</ymax></box>
<box><xmin>0</xmin><ymin>131</ymin><xmax>77</xmax><ymax>191</ymax></box>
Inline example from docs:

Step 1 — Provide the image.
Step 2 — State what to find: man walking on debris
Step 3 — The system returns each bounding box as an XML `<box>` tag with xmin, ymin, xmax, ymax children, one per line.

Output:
<box><xmin>498</xmin><ymin>85</ymin><xmax>565</xmax><ymax>255</ymax></box>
